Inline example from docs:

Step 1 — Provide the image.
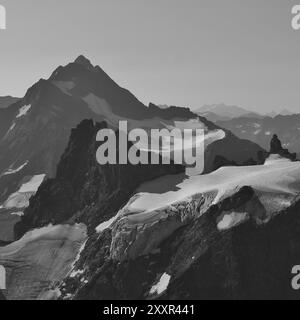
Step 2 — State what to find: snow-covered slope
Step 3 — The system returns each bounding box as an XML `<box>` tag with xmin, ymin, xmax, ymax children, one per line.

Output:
<box><xmin>0</xmin><ymin>174</ymin><xmax>45</xmax><ymax>242</ymax></box>
<box><xmin>126</xmin><ymin>155</ymin><xmax>300</xmax><ymax>214</ymax></box>
<box><xmin>101</xmin><ymin>156</ymin><xmax>300</xmax><ymax>260</ymax></box>
<box><xmin>0</xmin><ymin>224</ymin><xmax>87</xmax><ymax>300</ymax></box>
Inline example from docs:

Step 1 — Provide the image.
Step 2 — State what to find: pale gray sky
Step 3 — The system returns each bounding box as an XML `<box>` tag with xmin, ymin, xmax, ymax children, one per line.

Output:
<box><xmin>0</xmin><ymin>0</ymin><xmax>299</xmax><ymax>113</ymax></box>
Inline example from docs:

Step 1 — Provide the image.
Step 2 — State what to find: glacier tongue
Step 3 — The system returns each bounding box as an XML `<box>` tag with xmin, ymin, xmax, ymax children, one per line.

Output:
<box><xmin>125</xmin><ymin>156</ymin><xmax>300</xmax><ymax>214</ymax></box>
<box><xmin>108</xmin><ymin>156</ymin><xmax>300</xmax><ymax>261</ymax></box>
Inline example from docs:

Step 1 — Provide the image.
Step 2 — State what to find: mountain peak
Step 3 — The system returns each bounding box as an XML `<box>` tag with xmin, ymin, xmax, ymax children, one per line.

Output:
<box><xmin>74</xmin><ymin>55</ymin><xmax>95</xmax><ymax>71</ymax></box>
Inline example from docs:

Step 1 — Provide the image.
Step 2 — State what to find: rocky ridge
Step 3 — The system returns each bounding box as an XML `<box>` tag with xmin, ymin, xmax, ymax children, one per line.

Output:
<box><xmin>53</xmin><ymin>135</ymin><xmax>300</xmax><ymax>300</ymax></box>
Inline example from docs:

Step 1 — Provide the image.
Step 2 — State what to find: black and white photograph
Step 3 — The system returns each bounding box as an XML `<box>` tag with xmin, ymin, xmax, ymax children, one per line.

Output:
<box><xmin>0</xmin><ymin>0</ymin><xmax>300</xmax><ymax>306</ymax></box>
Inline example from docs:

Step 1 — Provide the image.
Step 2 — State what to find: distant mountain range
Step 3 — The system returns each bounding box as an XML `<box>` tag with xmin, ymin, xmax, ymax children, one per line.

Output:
<box><xmin>217</xmin><ymin>114</ymin><xmax>300</xmax><ymax>156</ymax></box>
<box><xmin>266</xmin><ymin>108</ymin><xmax>294</xmax><ymax>117</ymax></box>
<box><xmin>194</xmin><ymin>103</ymin><xmax>296</xmax><ymax>122</ymax></box>
<box><xmin>194</xmin><ymin>103</ymin><xmax>263</xmax><ymax>121</ymax></box>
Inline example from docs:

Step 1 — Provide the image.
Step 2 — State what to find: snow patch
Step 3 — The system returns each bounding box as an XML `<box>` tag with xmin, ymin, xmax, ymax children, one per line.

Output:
<box><xmin>8</xmin><ymin>122</ymin><xmax>15</xmax><ymax>132</ymax></box>
<box><xmin>18</xmin><ymin>174</ymin><xmax>45</xmax><ymax>193</ymax></box>
<box><xmin>16</xmin><ymin>105</ymin><xmax>31</xmax><ymax>118</ymax></box>
<box><xmin>2</xmin><ymin>161</ymin><xmax>28</xmax><ymax>176</ymax></box>
<box><xmin>96</xmin><ymin>215</ymin><xmax>119</xmax><ymax>233</ymax></box>
<box><xmin>10</xmin><ymin>212</ymin><xmax>24</xmax><ymax>217</ymax></box>
<box><xmin>4</xmin><ymin>192</ymin><xmax>33</xmax><ymax>209</ymax></box>
<box><xmin>217</xmin><ymin>212</ymin><xmax>249</xmax><ymax>231</ymax></box>
<box><xmin>2</xmin><ymin>174</ymin><xmax>45</xmax><ymax>209</ymax></box>
<box><xmin>2</xmin><ymin>122</ymin><xmax>16</xmax><ymax>140</ymax></box>
<box><xmin>70</xmin><ymin>269</ymin><xmax>84</xmax><ymax>278</ymax></box>
<box><xmin>150</xmin><ymin>273</ymin><xmax>171</xmax><ymax>295</ymax></box>
<box><xmin>52</xmin><ymin>81</ymin><xmax>76</xmax><ymax>96</ymax></box>
<box><xmin>83</xmin><ymin>94</ymin><xmax>115</xmax><ymax>123</ymax></box>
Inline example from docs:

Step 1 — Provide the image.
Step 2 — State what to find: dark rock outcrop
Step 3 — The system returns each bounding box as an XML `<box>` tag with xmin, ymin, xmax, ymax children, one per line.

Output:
<box><xmin>270</xmin><ymin>134</ymin><xmax>283</xmax><ymax>153</ymax></box>
<box><xmin>162</xmin><ymin>194</ymin><xmax>300</xmax><ymax>300</ymax></box>
<box><xmin>212</xmin><ymin>155</ymin><xmax>237</xmax><ymax>171</ymax></box>
<box><xmin>0</xmin><ymin>290</ymin><xmax>6</xmax><ymax>300</ymax></box>
<box><xmin>15</xmin><ymin>119</ymin><xmax>184</xmax><ymax>237</ymax></box>
<box><xmin>269</xmin><ymin>134</ymin><xmax>297</xmax><ymax>161</ymax></box>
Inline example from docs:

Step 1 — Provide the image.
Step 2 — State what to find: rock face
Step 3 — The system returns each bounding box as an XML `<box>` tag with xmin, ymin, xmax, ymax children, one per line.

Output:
<box><xmin>0</xmin><ymin>102</ymin><xmax>19</xmax><ymax>140</ymax></box>
<box><xmin>15</xmin><ymin>119</ymin><xmax>184</xmax><ymax>237</ymax></box>
<box><xmin>0</xmin><ymin>290</ymin><xmax>6</xmax><ymax>300</ymax></box>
